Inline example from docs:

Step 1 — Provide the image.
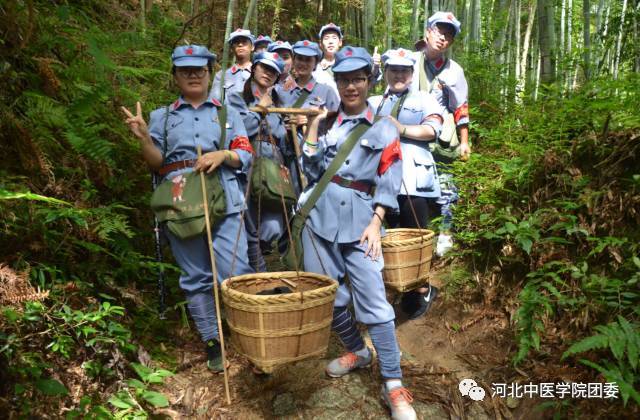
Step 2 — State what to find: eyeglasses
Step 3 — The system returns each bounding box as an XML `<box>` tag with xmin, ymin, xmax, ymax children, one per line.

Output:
<box><xmin>430</xmin><ymin>25</ymin><xmax>455</xmax><ymax>42</ymax></box>
<box><xmin>335</xmin><ymin>77</ymin><xmax>369</xmax><ymax>88</ymax></box>
<box><xmin>176</xmin><ymin>67</ymin><xmax>208</xmax><ymax>78</ymax></box>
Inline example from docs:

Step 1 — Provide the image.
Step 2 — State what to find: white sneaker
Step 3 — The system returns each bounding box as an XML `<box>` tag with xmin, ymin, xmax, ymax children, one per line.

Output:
<box><xmin>435</xmin><ymin>233</ymin><xmax>453</xmax><ymax>257</ymax></box>
<box><xmin>381</xmin><ymin>384</ymin><xmax>417</xmax><ymax>420</ymax></box>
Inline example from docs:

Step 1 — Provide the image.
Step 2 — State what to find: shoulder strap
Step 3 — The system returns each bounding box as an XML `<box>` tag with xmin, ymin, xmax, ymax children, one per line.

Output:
<box><xmin>217</xmin><ymin>105</ymin><xmax>228</xmax><ymax>149</ymax></box>
<box><xmin>292</xmin><ymin>89</ymin><xmax>311</xmax><ymax>109</ymax></box>
<box><xmin>161</xmin><ymin>106</ymin><xmax>170</xmax><ymax>164</ymax></box>
<box><xmin>299</xmin><ymin>117</ymin><xmax>380</xmax><ymax>218</ymax></box>
<box><xmin>418</xmin><ymin>53</ymin><xmax>434</xmax><ymax>93</ymax></box>
<box><xmin>390</xmin><ymin>93</ymin><xmax>408</xmax><ymax>119</ymax></box>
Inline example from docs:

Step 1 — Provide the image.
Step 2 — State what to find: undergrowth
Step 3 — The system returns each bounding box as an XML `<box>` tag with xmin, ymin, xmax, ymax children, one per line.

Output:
<box><xmin>453</xmin><ymin>75</ymin><xmax>640</xmax><ymax>408</ymax></box>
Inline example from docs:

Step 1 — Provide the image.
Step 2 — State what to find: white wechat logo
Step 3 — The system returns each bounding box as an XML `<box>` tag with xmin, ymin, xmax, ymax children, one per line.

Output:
<box><xmin>459</xmin><ymin>378</ymin><xmax>486</xmax><ymax>401</ymax></box>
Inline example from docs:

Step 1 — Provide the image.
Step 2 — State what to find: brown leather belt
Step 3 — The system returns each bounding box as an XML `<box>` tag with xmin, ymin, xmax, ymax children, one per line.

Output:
<box><xmin>331</xmin><ymin>175</ymin><xmax>373</xmax><ymax>195</ymax></box>
<box><xmin>158</xmin><ymin>159</ymin><xmax>197</xmax><ymax>176</ymax></box>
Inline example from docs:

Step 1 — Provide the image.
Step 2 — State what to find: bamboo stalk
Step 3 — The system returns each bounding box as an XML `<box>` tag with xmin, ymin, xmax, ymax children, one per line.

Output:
<box><xmin>290</xmin><ymin>122</ymin><xmax>308</xmax><ymax>189</ymax></box>
<box><xmin>196</xmin><ymin>146</ymin><xmax>231</xmax><ymax>405</ymax></box>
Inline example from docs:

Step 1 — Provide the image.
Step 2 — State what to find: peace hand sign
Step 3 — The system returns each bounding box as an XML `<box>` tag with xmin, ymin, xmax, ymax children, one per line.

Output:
<box><xmin>121</xmin><ymin>101</ymin><xmax>149</xmax><ymax>141</ymax></box>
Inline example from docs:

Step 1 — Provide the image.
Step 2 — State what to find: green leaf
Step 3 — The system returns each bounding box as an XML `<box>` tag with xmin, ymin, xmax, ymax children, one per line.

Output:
<box><xmin>0</xmin><ymin>188</ymin><xmax>70</xmax><ymax>206</ymax></box>
<box><xmin>141</xmin><ymin>390</ymin><xmax>169</xmax><ymax>407</ymax></box>
<box><xmin>616</xmin><ymin>316</ymin><xmax>638</xmax><ymax>370</ymax></box>
<box><xmin>126</xmin><ymin>378</ymin><xmax>146</xmax><ymax>389</ymax></box>
<box><xmin>108</xmin><ymin>396</ymin><xmax>133</xmax><ymax>409</ymax></box>
<box><xmin>518</xmin><ymin>238</ymin><xmax>533</xmax><ymax>254</ymax></box>
<box><xmin>130</xmin><ymin>362</ymin><xmax>152</xmax><ymax>382</ymax></box>
<box><xmin>562</xmin><ymin>334</ymin><xmax>609</xmax><ymax>359</ymax></box>
<box><xmin>35</xmin><ymin>378</ymin><xmax>69</xmax><ymax>395</ymax></box>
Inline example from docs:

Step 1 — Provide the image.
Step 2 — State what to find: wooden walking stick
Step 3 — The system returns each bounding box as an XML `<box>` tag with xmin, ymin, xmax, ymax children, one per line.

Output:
<box><xmin>196</xmin><ymin>146</ymin><xmax>231</xmax><ymax>405</ymax></box>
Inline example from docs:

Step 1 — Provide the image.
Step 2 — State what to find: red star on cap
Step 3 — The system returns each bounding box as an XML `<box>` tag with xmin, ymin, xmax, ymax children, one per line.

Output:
<box><xmin>303</xmin><ymin>40</ymin><xmax>310</xmax><ymax>46</ymax></box>
<box><xmin>447</xmin><ymin>13</ymin><xmax>454</xmax><ymax>21</ymax></box>
<box><xmin>185</xmin><ymin>47</ymin><xmax>193</xmax><ymax>55</ymax></box>
<box><xmin>258</xmin><ymin>35</ymin><xmax>264</xmax><ymax>39</ymax></box>
<box><xmin>398</xmin><ymin>50</ymin><xmax>405</xmax><ymax>57</ymax></box>
<box><xmin>345</xmin><ymin>49</ymin><xmax>353</xmax><ymax>57</ymax></box>
<box><xmin>277</xmin><ymin>41</ymin><xmax>283</xmax><ymax>44</ymax></box>
<box><xmin>273</xmin><ymin>52</ymin><xmax>279</xmax><ymax>59</ymax></box>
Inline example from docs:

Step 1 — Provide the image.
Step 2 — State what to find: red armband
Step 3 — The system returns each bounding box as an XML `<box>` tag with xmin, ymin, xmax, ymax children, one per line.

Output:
<box><xmin>378</xmin><ymin>138</ymin><xmax>402</xmax><ymax>176</ymax></box>
<box><xmin>453</xmin><ymin>103</ymin><xmax>469</xmax><ymax>124</ymax></box>
<box><xmin>229</xmin><ymin>136</ymin><xmax>254</xmax><ymax>155</ymax></box>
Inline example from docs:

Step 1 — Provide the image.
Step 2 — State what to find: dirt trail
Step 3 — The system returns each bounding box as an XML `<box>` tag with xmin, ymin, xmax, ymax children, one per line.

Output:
<box><xmin>157</xmin><ymin>266</ymin><xmax>520</xmax><ymax>419</ymax></box>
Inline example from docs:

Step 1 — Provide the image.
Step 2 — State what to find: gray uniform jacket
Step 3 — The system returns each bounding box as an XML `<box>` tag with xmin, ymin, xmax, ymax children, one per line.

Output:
<box><xmin>148</xmin><ymin>96</ymin><xmax>253</xmax><ymax>215</ymax></box>
<box><xmin>301</xmin><ymin>103</ymin><xmax>403</xmax><ymax>243</ymax></box>
<box><xmin>211</xmin><ymin>64</ymin><xmax>252</xmax><ymax>100</ymax></box>
<box><xmin>369</xmin><ymin>90</ymin><xmax>443</xmax><ymax>198</ymax></box>
<box><xmin>410</xmin><ymin>51</ymin><xmax>469</xmax><ymax>127</ymax></box>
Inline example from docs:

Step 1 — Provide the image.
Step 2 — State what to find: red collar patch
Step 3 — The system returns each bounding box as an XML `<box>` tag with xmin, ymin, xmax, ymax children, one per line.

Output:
<box><xmin>172</xmin><ymin>99</ymin><xmax>181</xmax><ymax>110</ymax></box>
<box><xmin>305</xmin><ymin>81</ymin><xmax>314</xmax><ymax>91</ymax></box>
<box><xmin>435</xmin><ymin>57</ymin><xmax>444</xmax><ymax>69</ymax></box>
<box><xmin>365</xmin><ymin>108</ymin><xmax>373</xmax><ymax>123</ymax></box>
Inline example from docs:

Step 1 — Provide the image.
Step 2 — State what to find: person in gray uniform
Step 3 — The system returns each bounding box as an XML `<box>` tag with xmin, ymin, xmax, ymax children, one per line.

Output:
<box><xmin>369</xmin><ymin>48</ymin><xmax>444</xmax><ymax>319</ymax></box>
<box><xmin>122</xmin><ymin>45</ymin><xmax>254</xmax><ymax>372</ymax></box>
<box><xmin>254</xmin><ymin>34</ymin><xmax>273</xmax><ymax>53</ymax></box>
<box><xmin>301</xmin><ymin>46</ymin><xmax>416</xmax><ymax>420</ymax></box>
<box><xmin>410</xmin><ymin>12</ymin><xmax>471</xmax><ymax>260</ymax></box>
<box><xmin>276</xmin><ymin>40</ymin><xmax>340</xmax><ymax>194</ymax></box>
<box><xmin>226</xmin><ymin>52</ymin><xmax>288</xmax><ymax>271</ymax></box>
<box><xmin>211</xmin><ymin>28</ymin><xmax>255</xmax><ymax>100</ymax></box>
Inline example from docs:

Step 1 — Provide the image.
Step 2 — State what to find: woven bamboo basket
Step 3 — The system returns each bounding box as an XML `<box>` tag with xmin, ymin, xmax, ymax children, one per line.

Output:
<box><xmin>221</xmin><ymin>271</ymin><xmax>338</xmax><ymax>373</ymax></box>
<box><xmin>382</xmin><ymin>228</ymin><xmax>435</xmax><ymax>292</ymax></box>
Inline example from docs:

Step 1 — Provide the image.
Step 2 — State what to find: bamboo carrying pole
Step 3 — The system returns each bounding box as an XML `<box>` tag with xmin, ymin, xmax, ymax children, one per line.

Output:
<box><xmin>196</xmin><ymin>146</ymin><xmax>231</xmax><ymax>405</ymax></box>
<box><xmin>289</xmin><ymin>122</ymin><xmax>308</xmax><ymax>189</ymax></box>
<box><xmin>249</xmin><ymin>107</ymin><xmax>325</xmax><ymax>115</ymax></box>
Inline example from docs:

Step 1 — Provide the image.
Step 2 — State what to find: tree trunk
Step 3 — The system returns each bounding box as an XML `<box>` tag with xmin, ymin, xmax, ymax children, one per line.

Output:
<box><xmin>411</xmin><ymin>0</ymin><xmax>421</xmax><ymax>42</ymax></box>
<box><xmin>243</xmin><ymin>0</ymin><xmax>257</xmax><ymax>29</ymax></box>
<box><xmin>219</xmin><ymin>0</ymin><xmax>237</xmax><ymax>101</ymax></box>
<box><xmin>583</xmin><ymin>0</ymin><xmax>591</xmax><ymax>81</ymax></box>
<box><xmin>613</xmin><ymin>0</ymin><xmax>628</xmax><ymax>79</ymax></box>
<box><xmin>424</xmin><ymin>0</ymin><xmax>430</xmax><ymax>31</ymax></box>
<box><xmin>366</xmin><ymin>0</ymin><xmax>376</xmax><ymax>50</ymax></box>
<box><xmin>140</xmin><ymin>0</ymin><xmax>146</xmax><ymax>32</ymax></box>
<box><xmin>519</xmin><ymin>0</ymin><xmax>536</xmax><ymax>96</ymax></box>
<box><xmin>537</xmin><ymin>0</ymin><xmax>556</xmax><ymax>84</ymax></box>
<box><xmin>271</xmin><ymin>0</ymin><xmax>282</xmax><ymax>39</ymax></box>
<box><xmin>386</xmin><ymin>0</ymin><xmax>393</xmax><ymax>50</ymax></box>
<box><xmin>493</xmin><ymin>0</ymin><xmax>510</xmax><ymax>63</ymax></box>
<box><xmin>514</xmin><ymin>0</ymin><xmax>521</xmax><ymax>83</ymax></box>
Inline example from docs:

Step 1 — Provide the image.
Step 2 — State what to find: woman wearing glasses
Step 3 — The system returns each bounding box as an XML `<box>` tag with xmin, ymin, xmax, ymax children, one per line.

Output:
<box><xmin>301</xmin><ymin>46</ymin><xmax>417</xmax><ymax>420</ymax></box>
<box><xmin>122</xmin><ymin>45</ymin><xmax>254</xmax><ymax>373</ymax></box>
<box><xmin>369</xmin><ymin>48</ymin><xmax>444</xmax><ymax>320</ymax></box>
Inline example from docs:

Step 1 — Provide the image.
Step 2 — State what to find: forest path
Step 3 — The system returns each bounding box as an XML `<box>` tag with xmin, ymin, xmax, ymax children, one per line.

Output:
<box><xmin>156</xmin><ymin>265</ymin><xmax>519</xmax><ymax>419</ymax></box>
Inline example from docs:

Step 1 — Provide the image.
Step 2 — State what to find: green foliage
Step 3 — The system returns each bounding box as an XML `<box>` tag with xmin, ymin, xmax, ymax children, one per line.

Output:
<box><xmin>107</xmin><ymin>363</ymin><xmax>174</xmax><ymax>417</ymax></box>
<box><xmin>563</xmin><ymin>316</ymin><xmax>640</xmax><ymax>405</ymax></box>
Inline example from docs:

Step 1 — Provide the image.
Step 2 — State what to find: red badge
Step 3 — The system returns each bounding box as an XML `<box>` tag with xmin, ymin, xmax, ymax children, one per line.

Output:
<box><xmin>306</xmin><ymin>82</ymin><xmax>313</xmax><ymax>91</ymax></box>
<box><xmin>454</xmin><ymin>103</ymin><xmax>469</xmax><ymax>123</ymax></box>
<box><xmin>365</xmin><ymin>108</ymin><xmax>373</xmax><ymax>122</ymax></box>
<box><xmin>398</xmin><ymin>50</ymin><xmax>405</xmax><ymax>57</ymax></box>
<box><xmin>231</xmin><ymin>65</ymin><xmax>237</xmax><ymax>73</ymax></box>
<box><xmin>303</xmin><ymin>40</ymin><xmax>310</xmax><ymax>46</ymax></box>
<box><xmin>345</xmin><ymin>49</ymin><xmax>353</xmax><ymax>57</ymax></box>
<box><xmin>185</xmin><ymin>47</ymin><xmax>193</xmax><ymax>55</ymax></box>
<box><xmin>447</xmin><ymin>14</ymin><xmax>454</xmax><ymax>21</ymax></box>
<box><xmin>435</xmin><ymin>57</ymin><xmax>444</xmax><ymax>69</ymax></box>
<box><xmin>230</xmin><ymin>136</ymin><xmax>254</xmax><ymax>155</ymax></box>
<box><xmin>378</xmin><ymin>139</ymin><xmax>402</xmax><ymax>175</ymax></box>
<box><xmin>273</xmin><ymin>52</ymin><xmax>279</xmax><ymax>59</ymax></box>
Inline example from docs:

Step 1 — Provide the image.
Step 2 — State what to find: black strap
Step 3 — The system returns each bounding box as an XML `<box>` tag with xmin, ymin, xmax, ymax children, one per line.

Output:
<box><xmin>298</xmin><ymin>116</ymin><xmax>381</xmax><ymax>218</ymax></box>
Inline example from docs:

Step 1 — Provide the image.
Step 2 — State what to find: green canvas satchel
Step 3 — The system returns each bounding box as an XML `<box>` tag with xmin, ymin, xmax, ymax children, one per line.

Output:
<box><xmin>418</xmin><ymin>53</ymin><xmax>461</xmax><ymax>163</ymax></box>
<box><xmin>250</xmin><ymin>118</ymin><xmax>297</xmax><ymax>212</ymax></box>
<box><xmin>149</xmin><ymin>106</ymin><xmax>228</xmax><ymax>239</ymax></box>
<box><xmin>281</xmin><ymin>119</ymin><xmax>378</xmax><ymax>270</ymax></box>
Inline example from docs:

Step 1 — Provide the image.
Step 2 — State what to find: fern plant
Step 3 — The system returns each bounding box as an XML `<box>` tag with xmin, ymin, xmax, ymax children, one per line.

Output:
<box><xmin>562</xmin><ymin>316</ymin><xmax>640</xmax><ymax>405</ymax></box>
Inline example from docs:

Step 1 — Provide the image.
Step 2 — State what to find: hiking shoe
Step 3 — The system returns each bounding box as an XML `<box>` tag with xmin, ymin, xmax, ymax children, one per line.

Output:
<box><xmin>435</xmin><ymin>233</ymin><xmax>453</xmax><ymax>257</ymax></box>
<box><xmin>325</xmin><ymin>349</ymin><xmax>372</xmax><ymax>378</ymax></box>
<box><xmin>205</xmin><ymin>339</ymin><xmax>223</xmax><ymax>372</ymax></box>
<box><xmin>403</xmin><ymin>285</ymin><xmax>439</xmax><ymax>320</ymax></box>
<box><xmin>382</xmin><ymin>385</ymin><xmax>417</xmax><ymax>420</ymax></box>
